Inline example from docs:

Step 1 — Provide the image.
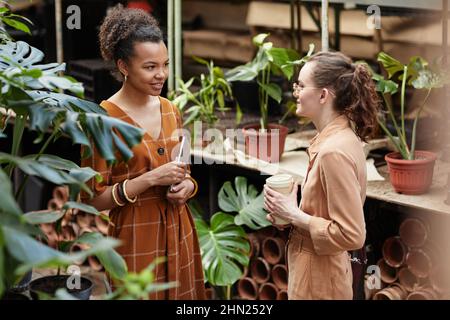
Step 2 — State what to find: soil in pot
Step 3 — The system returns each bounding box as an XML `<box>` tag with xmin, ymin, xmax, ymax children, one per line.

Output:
<box><xmin>29</xmin><ymin>275</ymin><xmax>93</xmax><ymax>300</ymax></box>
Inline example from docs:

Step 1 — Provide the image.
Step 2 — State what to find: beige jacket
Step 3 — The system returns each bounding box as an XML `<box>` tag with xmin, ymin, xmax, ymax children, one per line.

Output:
<box><xmin>288</xmin><ymin>115</ymin><xmax>367</xmax><ymax>300</ymax></box>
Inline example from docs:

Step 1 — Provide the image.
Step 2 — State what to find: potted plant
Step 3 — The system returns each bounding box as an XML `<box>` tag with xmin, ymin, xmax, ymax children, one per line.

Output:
<box><xmin>225</xmin><ymin>33</ymin><xmax>313</xmax><ymax>162</ymax></box>
<box><xmin>371</xmin><ymin>52</ymin><xmax>448</xmax><ymax>194</ymax></box>
<box><xmin>189</xmin><ymin>176</ymin><xmax>270</xmax><ymax>299</ymax></box>
<box><xmin>171</xmin><ymin>57</ymin><xmax>239</xmax><ymax>150</ymax></box>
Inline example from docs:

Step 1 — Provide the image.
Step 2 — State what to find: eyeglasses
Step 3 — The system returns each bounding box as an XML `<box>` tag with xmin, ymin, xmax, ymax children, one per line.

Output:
<box><xmin>292</xmin><ymin>82</ymin><xmax>320</xmax><ymax>94</ymax></box>
<box><xmin>292</xmin><ymin>82</ymin><xmax>335</xmax><ymax>97</ymax></box>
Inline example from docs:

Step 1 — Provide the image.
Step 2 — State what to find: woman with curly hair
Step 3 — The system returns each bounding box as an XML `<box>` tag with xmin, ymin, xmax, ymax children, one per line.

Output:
<box><xmin>80</xmin><ymin>5</ymin><xmax>206</xmax><ymax>299</ymax></box>
<box><xmin>264</xmin><ymin>51</ymin><xmax>380</xmax><ymax>299</ymax></box>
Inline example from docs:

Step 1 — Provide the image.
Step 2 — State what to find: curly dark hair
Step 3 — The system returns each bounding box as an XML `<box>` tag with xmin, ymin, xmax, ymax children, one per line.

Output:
<box><xmin>98</xmin><ymin>4</ymin><xmax>163</xmax><ymax>81</ymax></box>
<box><xmin>308</xmin><ymin>51</ymin><xmax>381</xmax><ymax>142</ymax></box>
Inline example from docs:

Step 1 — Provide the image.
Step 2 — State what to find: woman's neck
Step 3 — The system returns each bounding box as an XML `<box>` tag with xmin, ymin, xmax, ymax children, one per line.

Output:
<box><xmin>118</xmin><ymin>82</ymin><xmax>153</xmax><ymax>108</ymax></box>
<box><xmin>313</xmin><ymin>111</ymin><xmax>340</xmax><ymax>133</ymax></box>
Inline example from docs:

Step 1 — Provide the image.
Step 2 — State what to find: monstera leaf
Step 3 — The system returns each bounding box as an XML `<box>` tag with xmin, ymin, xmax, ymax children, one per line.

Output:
<box><xmin>0</xmin><ymin>40</ymin><xmax>82</xmax><ymax>96</ymax></box>
<box><xmin>0</xmin><ymin>153</ymin><xmax>99</xmax><ymax>198</ymax></box>
<box><xmin>195</xmin><ymin>211</ymin><xmax>249</xmax><ymax>287</ymax></box>
<box><xmin>218</xmin><ymin>176</ymin><xmax>270</xmax><ymax>230</ymax></box>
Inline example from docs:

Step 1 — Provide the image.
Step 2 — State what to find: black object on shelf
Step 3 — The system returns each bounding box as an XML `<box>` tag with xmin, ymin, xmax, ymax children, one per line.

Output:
<box><xmin>231</xmin><ymin>76</ymin><xmax>285</xmax><ymax>117</ymax></box>
<box><xmin>68</xmin><ymin>59</ymin><xmax>121</xmax><ymax>103</ymax></box>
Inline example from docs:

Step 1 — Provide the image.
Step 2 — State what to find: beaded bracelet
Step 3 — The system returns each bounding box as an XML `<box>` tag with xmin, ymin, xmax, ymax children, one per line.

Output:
<box><xmin>111</xmin><ymin>183</ymin><xmax>125</xmax><ymax>207</ymax></box>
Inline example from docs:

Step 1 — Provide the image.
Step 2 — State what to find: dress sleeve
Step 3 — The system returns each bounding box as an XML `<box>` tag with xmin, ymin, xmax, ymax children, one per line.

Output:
<box><xmin>308</xmin><ymin>151</ymin><xmax>366</xmax><ymax>255</ymax></box>
<box><xmin>79</xmin><ymin>144</ymin><xmax>112</xmax><ymax>202</ymax></box>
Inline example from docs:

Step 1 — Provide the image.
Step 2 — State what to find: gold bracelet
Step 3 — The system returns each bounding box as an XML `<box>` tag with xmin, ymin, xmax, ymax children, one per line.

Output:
<box><xmin>111</xmin><ymin>183</ymin><xmax>125</xmax><ymax>207</ymax></box>
<box><xmin>122</xmin><ymin>179</ymin><xmax>137</xmax><ymax>203</ymax></box>
<box><xmin>186</xmin><ymin>176</ymin><xmax>198</xmax><ymax>199</ymax></box>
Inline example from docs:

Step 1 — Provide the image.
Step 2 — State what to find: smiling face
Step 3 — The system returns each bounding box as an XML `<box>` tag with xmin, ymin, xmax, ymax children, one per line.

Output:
<box><xmin>119</xmin><ymin>41</ymin><xmax>169</xmax><ymax>96</ymax></box>
<box><xmin>293</xmin><ymin>61</ymin><xmax>324</xmax><ymax>120</ymax></box>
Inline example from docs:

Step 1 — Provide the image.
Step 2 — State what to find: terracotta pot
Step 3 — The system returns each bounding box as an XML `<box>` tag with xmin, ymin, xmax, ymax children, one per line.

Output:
<box><xmin>237</xmin><ymin>277</ymin><xmax>259</xmax><ymax>300</ymax></box>
<box><xmin>385</xmin><ymin>151</ymin><xmax>437</xmax><ymax>195</ymax></box>
<box><xmin>76</xmin><ymin>213</ymin><xmax>94</xmax><ymax>230</ymax></box>
<box><xmin>398</xmin><ymin>267</ymin><xmax>420</xmax><ymax>292</ymax></box>
<box><xmin>52</xmin><ymin>186</ymin><xmax>69</xmax><ymax>203</ymax></box>
<box><xmin>258</xmin><ymin>282</ymin><xmax>279</xmax><ymax>300</ymax></box>
<box><xmin>256</xmin><ymin>227</ymin><xmax>277</xmax><ymax>241</ymax></box>
<box><xmin>406</xmin><ymin>248</ymin><xmax>433</xmax><ymax>278</ymax></box>
<box><xmin>276</xmin><ymin>290</ymin><xmax>288</xmax><ymax>300</ymax></box>
<box><xmin>248</xmin><ymin>233</ymin><xmax>260</xmax><ymax>259</ymax></box>
<box><xmin>262</xmin><ymin>237</ymin><xmax>286</xmax><ymax>265</ymax></box>
<box><xmin>376</xmin><ymin>259</ymin><xmax>398</xmax><ymax>284</ymax></box>
<box><xmin>373</xmin><ymin>284</ymin><xmax>407</xmax><ymax>300</ymax></box>
<box><xmin>242</xmin><ymin>123</ymin><xmax>289</xmax><ymax>163</ymax></box>
<box><xmin>271</xmin><ymin>264</ymin><xmax>288</xmax><ymax>290</ymax></box>
<box><xmin>94</xmin><ymin>215</ymin><xmax>109</xmax><ymax>235</ymax></box>
<box><xmin>88</xmin><ymin>255</ymin><xmax>104</xmax><ymax>272</ymax></box>
<box><xmin>407</xmin><ymin>287</ymin><xmax>439</xmax><ymax>300</ymax></box>
<box><xmin>250</xmin><ymin>257</ymin><xmax>271</xmax><ymax>284</ymax></box>
<box><xmin>399</xmin><ymin>218</ymin><xmax>429</xmax><ymax>248</ymax></box>
<box><xmin>382</xmin><ymin>236</ymin><xmax>408</xmax><ymax>268</ymax></box>
<box><xmin>70</xmin><ymin>243</ymin><xmax>89</xmax><ymax>265</ymax></box>
<box><xmin>47</xmin><ymin>198</ymin><xmax>64</xmax><ymax>211</ymax></box>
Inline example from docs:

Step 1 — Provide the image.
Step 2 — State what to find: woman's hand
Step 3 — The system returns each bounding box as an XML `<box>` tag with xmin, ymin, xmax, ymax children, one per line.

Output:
<box><xmin>146</xmin><ymin>161</ymin><xmax>186</xmax><ymax>187</ymax></box>
<box><xmin>264</xmin><ymin>183</ymin><xmax>311</xmax><ymax>230</ymax></box>
<box><xmin>264</xmin><ymin>183</ymin><xmax>300</xmax><ymax>225</ymax></box>
<box><xmin>166</xmin><ymin>178</ymin><xmax>194</xmax><ymax>205</ymax></box>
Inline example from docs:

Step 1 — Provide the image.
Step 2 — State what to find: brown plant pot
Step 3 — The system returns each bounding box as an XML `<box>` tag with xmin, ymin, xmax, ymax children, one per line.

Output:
<box><xmin>250</xmin><ymin>257</ymin><xmax>271</xmax><ymax>284</ymax></box>
<box><xmin>271</xmin><ymin>264</ymin><xmax>288</xmax><ymax>290</ymax></box>
<box><xmin>258</xmin><ymin>283</ymin><xmax>279</xmax><ymax>300</ymax></box>
<box><xmin>376</xmin><ymin>259</ymin><xmax>398</xmax><ymax>284</ymax></box>
<box><xmin>242</xmin><ymin>123</ymin><xmax>289</xmax><ymax>163</ymax></box>
<box><xmin>406</xmin><ymin>248</ymin><xmax>433</xmax><ymax>278</ymax></box>
<box><xmin>399</xmin><ymin>218</ymin><xmax>429</xmax><ymax>248</ymax></box>
<box><xmin>262</xmin><ymin>237</ymin><xmax>286</xmax><ymax>265</ymax></box>
<box><xmin>276</xmin><ymin>290</ymin><xmax>288</xmax><ymax>300</ymax></box>
<box><xmin>406</xmin><ymin>287</ymin><xmax>439</xmax><ymax>300</ymax></box>
<box><xmin>237</xmin><ymin>277</ymin><xmax>259</xmax><ymax>300</ymax></box>
<box><xmin>382</xmin><ymin>236</ymin><xmax>408</xmax><ymax>268</ymax></box>
<box><xmin>385</xmin><ymin>151</ymin><xmax>437</xmax><ymax>195</ymax></box>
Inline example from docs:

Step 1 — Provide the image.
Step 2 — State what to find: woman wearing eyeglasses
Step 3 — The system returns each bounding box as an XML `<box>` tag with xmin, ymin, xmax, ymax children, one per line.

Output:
<box><xmin>264</xmin><ymin>51</ymin><xmax>380</xmax><ymax>299</ymax></box>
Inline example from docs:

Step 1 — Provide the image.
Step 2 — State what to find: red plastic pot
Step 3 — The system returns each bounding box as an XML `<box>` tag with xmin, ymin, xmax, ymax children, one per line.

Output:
<box><xmin>242</xmin><ymin>123</ymin><xmax>289</xmax><ymax>163</ymax></box>
<box><xmin>385</xmin><ymin>151</ymin><xmax>437</xmax><ymax>195</ymax></box>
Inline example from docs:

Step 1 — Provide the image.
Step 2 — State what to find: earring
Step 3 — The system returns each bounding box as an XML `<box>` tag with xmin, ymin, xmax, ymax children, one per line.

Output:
<box><xmin>124</xmin><ymin>75</ymin><xmax>128</xmax><ymax>82</ymax></box>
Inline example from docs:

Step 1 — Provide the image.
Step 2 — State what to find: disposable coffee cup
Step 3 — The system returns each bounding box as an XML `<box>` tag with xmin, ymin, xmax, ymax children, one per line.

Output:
<box><xmin>265</xmin><ymin>174</ymin><xmax>294</xmax><ymax>226</ymax></box>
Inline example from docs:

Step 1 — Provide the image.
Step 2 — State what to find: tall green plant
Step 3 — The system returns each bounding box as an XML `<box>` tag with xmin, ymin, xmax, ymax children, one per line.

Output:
<box><xmin>171</xmin><ymin>57</ymin><xmax>238</xmax><ymax>127</ymax></box>
<box><xmin>370</xmin><ymin>52</ymin><xmax>448</xmax><ymax>160</ymax></box>
<box><xmin>226</xmin><ymin>33</ymin><xmax>313</xmax><ymax>130</ymax></box>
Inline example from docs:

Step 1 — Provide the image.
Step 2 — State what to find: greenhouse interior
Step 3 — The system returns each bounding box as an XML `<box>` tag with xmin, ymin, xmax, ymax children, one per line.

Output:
<box><xmin>1</xmin><ymin>0</ymin><xmax>450</xmax><ymax>303</ymax></box>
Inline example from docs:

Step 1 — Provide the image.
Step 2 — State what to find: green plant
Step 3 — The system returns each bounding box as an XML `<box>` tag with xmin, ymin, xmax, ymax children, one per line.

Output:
<box><xmin>171</xmin><ymin>57</ymin><xmax>240</xmax><ymax>127</ymax></box>
<box><xmin>189</xmin><ymin>176</ymin><xmax>268</xmax><ymax>299</ymax></box>
<box><xmin>0</xmin><ymin>5</ymin><xmax>141</xmax><ymax>298</ymax></box>
<box><xmin>370</xmin><ymin>52</ymin><xmax>449</xmax><ymax>160</ymax></box>
<box><xmin>226</xmin><ymin>33</ymin><xmax>313</xmax><ymax>130</ymax></box>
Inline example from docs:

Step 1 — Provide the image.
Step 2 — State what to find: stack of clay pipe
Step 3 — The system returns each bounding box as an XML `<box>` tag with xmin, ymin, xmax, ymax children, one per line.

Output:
<box><xmin>368</xmin><ymin>217</ymin><xmax>448</xmax><ymax>300</ymax></box>
<box><xmin>237</xmin><ymin>227</ymin><xmax>289</xmax><ymax>300</ymax></box>
<box><xmin>39</xmin><ymin>186</ymin><xmax>110</xmax><ymax>272</ymax></box>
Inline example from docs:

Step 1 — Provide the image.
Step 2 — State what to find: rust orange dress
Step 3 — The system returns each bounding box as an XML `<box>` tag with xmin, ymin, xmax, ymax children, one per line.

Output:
<box><xmin>80</xmin><ymin>97</ymin><xmax>206</xmax><ymax>300</ymax></box>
